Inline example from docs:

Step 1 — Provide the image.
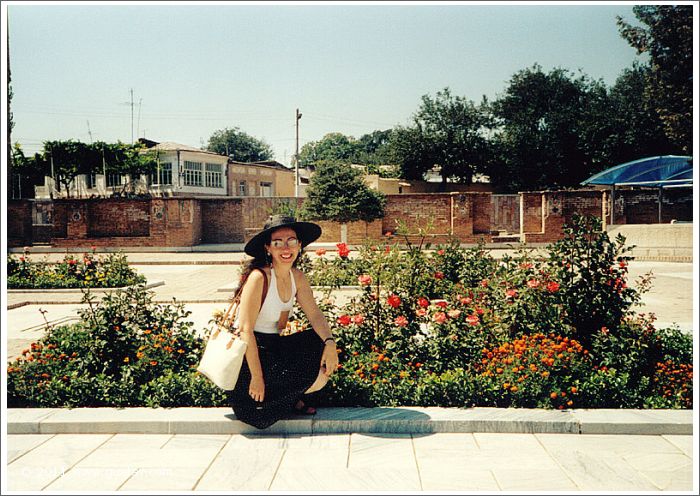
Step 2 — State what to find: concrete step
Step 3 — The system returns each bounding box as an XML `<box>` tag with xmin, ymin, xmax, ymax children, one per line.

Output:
<box><xmin>7</xmin><ymin>407</ymin><xmax>692</xmax><ymax>436</ymax></box>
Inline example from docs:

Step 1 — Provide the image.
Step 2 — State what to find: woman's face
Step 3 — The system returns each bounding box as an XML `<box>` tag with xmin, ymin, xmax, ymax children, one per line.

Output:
<box><xmin>265</xmin><ymin>227</ymin><xmax>300</xmax><ymax>266</ymax></box>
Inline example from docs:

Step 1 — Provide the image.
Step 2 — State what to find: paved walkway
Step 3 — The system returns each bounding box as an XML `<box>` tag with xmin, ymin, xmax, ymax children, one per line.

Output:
<box><xmin>5</xmin><ymin>408</ymin><xmax>696</xmax><ymax>492</ymax></box>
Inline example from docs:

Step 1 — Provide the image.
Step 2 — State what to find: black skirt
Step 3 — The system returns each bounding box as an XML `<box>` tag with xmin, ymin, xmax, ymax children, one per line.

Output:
<box><xmin>227</xmin><ymin>330</ymin><xmax>325</xmax><ymax>429</ymax></box>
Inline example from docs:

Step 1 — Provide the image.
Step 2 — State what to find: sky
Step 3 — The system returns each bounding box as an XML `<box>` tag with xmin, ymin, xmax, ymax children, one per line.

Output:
<box><xmin>4</xmin><ymin>1</ymin><xmax>648</xmax><ymax>167</ymax></box>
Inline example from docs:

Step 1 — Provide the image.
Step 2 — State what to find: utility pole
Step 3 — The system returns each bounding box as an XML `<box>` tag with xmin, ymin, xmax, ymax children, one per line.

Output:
<box><xmin>130</xmin><ymin>88</ymin><xmax>134</xmax><ymax>143</ymax></box>
<box><xmin>295</xmin><ymin>108</ymin><xmax>302</xmax><ymax>197</ymax></box>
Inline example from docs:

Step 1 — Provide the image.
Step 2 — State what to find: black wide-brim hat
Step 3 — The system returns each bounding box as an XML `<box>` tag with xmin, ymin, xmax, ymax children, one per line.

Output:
<box><xmin>244</xmin><ymin>215</ymin><xmax>322</xmax><ymax>258</ymax></box>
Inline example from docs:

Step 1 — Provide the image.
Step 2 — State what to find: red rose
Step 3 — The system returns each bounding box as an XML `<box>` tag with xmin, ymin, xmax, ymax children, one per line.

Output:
<box><xmin>437</xmin><ymin>249</ymin><xmax>445</xmax><ymax>256</ymax></box>
<box><xmin>480</xmin><ymin>279</ymin><xmax>489</xmax><ymax>287</ymax></box>
<box><xmin>417</xmin><ymin>297</ymin><xmax>430</xmax><ymax>308</ymax></box>
<box><xmin>387</xmin><ymin>294</ymin><xmax>401</xmax><ymax>308</ymax></box>
<box><xmin>358</xmin><ymin>274</ymin><xmax>373</xmax><ymax>286</ymax></box>
<box><xmin>434</xmin><ymin>271</ymin><xmax>445</xmax><ymax>280</ymax></box>
<box><xmin>506</xmin><ymin>289</ymin><xmax>518</xmax><ymax>299</ymax></box>
<box><xmin>394</xmin><ymin>316</ymin><xmax>408</xmax><ymax>328</ymax></box>
<box><xmin>337</xmin><ymin>315</ymin><xmax>351</xmax><ymax>326</ymax></box>
<box><xmin>434</xmin><ymin>300</ymin><xmax>448</xmax><ymax>309</ymax></box>
<box><xmin>336</xmin><ymin>243</ymin><xmax>350</xmax><ymax>258</ymax></box>
<box><xmin>519</xmin><ymin>262</ymin><xmax>533</xmax><ymax>270</ymax></box>
<box><xmin>546</xmin><ymin>281</ymin><xmax>560</xmax><ymax>292</ymax></box>
<box><xmin>475</xmin><ymin>307</ymin><xmax>485</xmax><ymax>315</ymax></box>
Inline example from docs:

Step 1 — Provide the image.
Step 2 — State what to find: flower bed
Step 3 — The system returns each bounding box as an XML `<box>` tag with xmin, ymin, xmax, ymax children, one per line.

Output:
<box><xmin>7</xmin><ymin>247</ymin><xmax>146</xmax><ymax>289</ymax></box>
<box><xmin>6</xmin><ymin>215</ymin><xmax>692</xmax><ymax>409</ymax></box>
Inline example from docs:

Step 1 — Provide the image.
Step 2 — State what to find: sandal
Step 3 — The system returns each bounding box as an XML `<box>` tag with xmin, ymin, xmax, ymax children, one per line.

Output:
<box><xmin>293</xmin><ymin>400</ymin><xmax>317</xmax><ymax>415</ymax></box>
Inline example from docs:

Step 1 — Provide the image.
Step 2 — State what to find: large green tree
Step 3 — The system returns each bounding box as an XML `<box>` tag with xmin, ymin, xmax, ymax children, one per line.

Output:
<box><xmin>298</xmin><ymin>132</ymin><xmax>358</xmax><ymax>168</ymax></box>
<box><xmin>300</xmin><ymin>161</ymin><xmax>386</xmax><ymax>224</ymax></box>
<box><xmin>488</xmin><ymin>65</ymin><xmax>601</xmax><ymax>192</ymax></box>
<box><xmin>389</xmin><ymin>88</ymin><xmax>491</xmax><ymax>187</ymax></box>
<box><xmin>205</xmin><ymin>127</ymin><xmax>273</xmax><ymax>162</ymax></box>
<box><xmin>617</xmin><ymin>5</ymin><xmax>693</xmax><ymax>154</ymax></box>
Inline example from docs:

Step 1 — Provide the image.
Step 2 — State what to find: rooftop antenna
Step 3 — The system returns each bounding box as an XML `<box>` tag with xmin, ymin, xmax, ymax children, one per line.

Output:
<box><xmin>86</xmin><ymin>120</ymin><xmax>93</xmax><ymax>143</ymax></box>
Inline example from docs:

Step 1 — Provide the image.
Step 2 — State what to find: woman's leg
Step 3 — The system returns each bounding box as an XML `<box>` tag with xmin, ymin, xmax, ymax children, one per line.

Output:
<box><xmin>304</xmin><ymin>367</ymin><xmax>329</xmax><ymax>394</ymax></box>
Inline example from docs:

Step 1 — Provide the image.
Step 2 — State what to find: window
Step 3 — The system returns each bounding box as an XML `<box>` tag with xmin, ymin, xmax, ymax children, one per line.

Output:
<box><xmin>239</xmin><ymin>181</ymin><xmax>247</xmax><ymax>196</ymax></box>
<box><xmin>205</xmin><ymin>163</ymin><xmax>223</xmax><ymax>188</ymax></box>
<box><xmin>87</xmin><ymin>173</ymin><xmax>97</xmax><ymax>189</ymax></box>
<box><xmin>107</xmin><ymin>173</ymin><xmax>123</xmax><ymax>187</ymax></box>
<box><xmin>260</xmin><ymin>181</ymin><xmax>273</xmax><ymax>197</ymax></box>
<box><xmin>150</xmin><ymin>162</ymin><xmax>172</xmax><ymax>186</ymax></box>
<box><xmin>183</xmin><ymin>161</ymin><xmax>203</xmax><ymax>187</ymax></box>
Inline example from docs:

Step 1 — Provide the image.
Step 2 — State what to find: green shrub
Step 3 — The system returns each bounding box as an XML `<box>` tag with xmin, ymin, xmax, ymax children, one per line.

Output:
<box><xmin>6</xmin><ymin>285</ymin><xmax>220</xmax><ymax>408</ymax></box>
<box><xmin>7</xmin><ymin>248</ymin><xmax>146</xmax><ymax>289</ymax></box>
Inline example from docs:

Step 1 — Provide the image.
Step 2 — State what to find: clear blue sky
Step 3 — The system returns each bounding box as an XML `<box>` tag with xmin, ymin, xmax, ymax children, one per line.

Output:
<box><xmin>6</xmin><ymin>2</ymin><xmax>645</xmax><ymax>166</ymax></box>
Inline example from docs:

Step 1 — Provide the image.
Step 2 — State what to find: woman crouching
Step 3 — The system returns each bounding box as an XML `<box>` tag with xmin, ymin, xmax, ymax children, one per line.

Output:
<box><xmin>227</xmin><ymin>215</ymin><xmax>339</xmax><ymax>429</ymax></box>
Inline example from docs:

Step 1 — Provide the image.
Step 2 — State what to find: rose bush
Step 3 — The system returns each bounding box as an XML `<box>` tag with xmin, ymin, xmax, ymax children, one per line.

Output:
<box><xmin>7</xmin><ymin>247</ymin><xmax>145</xmax><ymax>289</ymax></box>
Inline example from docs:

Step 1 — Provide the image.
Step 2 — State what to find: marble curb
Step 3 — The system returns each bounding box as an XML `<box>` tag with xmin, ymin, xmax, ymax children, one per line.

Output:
<box><xmin>6</xmin><ymin>407</ymin><xmax>693</xmax><ymax>436</ymax></box>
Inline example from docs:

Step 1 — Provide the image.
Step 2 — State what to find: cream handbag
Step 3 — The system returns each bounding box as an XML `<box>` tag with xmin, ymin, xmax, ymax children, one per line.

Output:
<box><xmin>197</xmin><ymin>269</ymin><xmax>267</xmax><ymax>390</ymax></box>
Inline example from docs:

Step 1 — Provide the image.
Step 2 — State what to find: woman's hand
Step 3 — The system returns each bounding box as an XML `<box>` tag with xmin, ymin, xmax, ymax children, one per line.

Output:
<box><xmin>321</xmin><ymin>342</ymin><xmax>339</xmax><ymax>377</ymax></box>
<box><xmin>249</xmin><ymin>375</ymin><xmax>265</xmax><ymax>402</ymax></box>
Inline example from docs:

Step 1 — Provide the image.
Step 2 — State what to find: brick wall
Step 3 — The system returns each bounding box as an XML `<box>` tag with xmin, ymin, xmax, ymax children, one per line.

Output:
<box><xmin>524</xmin><ymin>190</ymin><xmax>605</xmax><ymax>243</ymax></box>
<box><xmin>9</xmin><ymin>190</ymin><xmax>691</xmax><ymax>249</ymax></box>
<box><xmin>613</xmin><ymin>189</ymin><xmax>693</xmax><ymax>224</ymax></box>
<box><xmin>7</xmin><ymin>201</ymin><xmax>32</xmax><ymax>248</ymax></box>
<box><xmin>201</xmin><ymin>199</ymin><xmax>244</xmax><ymax>243</ymax></box>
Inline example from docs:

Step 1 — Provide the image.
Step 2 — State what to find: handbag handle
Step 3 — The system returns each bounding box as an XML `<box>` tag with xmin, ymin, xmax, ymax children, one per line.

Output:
<box><xmin>216</xmin><ymin>268</ymin><xmax>269</xmax><ymax>338</ymax></box>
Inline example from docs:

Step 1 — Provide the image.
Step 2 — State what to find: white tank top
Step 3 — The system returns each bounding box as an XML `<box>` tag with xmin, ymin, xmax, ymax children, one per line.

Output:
<box><xmin>252</xmin><ymin>267</ymin><xmax>297</xmax><ymax>334</ymax></box>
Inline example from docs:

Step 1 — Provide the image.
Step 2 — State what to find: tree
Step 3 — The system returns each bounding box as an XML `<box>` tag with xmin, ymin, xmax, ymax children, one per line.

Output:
<box><xmin>352</xmin><ymin>129</ymin><xmax>394</xmax><ymax>166</ymax></box>
<box><xmin>488</xmin><ymin>65</ymin><xmax>599</xmax><ymax>192</ymax></box>
<box><xmin>10</xmin><ymin>144</ymin><xmax>46</xmax><ymax>199</ymax></box>
<box><xmin>617</xmin><ymin>5</ymin><xmax>693</xmax><ymax>154</ymax></box>
<box><xmin>584</xmin><ymin>63</ymin><xmax>678</xmax><ymax>171</ymax></box>
<box><xmin>300</xmin><ymin>161</ymin><xmax>386</xmax><ymax>224</ymax></box>
<box><xmin>42</xmin><ymin>140</ymin><xmax>101</xmax><ymax>198</ymax></box>
<box><xmin>298</xmin><ymin>132</ymin><xmax>358</xmax><ymax>168</ymax></box>
<box><xmin>107</xmin><ymin>142</ymin><xmax>159</xmax><ymax>194</ymax></box>
<box><xmin>205</xmin><ymin>127</ymin><xmax>273</xmax><ymax>162</ymax></box>
<box><xmin>388</xmin><ymin>88</ymin><xmax>491</xmax><ymax>187</ymax></box>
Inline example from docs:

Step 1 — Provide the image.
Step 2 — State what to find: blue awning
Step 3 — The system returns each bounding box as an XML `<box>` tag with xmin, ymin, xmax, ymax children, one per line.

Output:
<box><xmin>581</xmin><ymin>155</ymin><xmax>693</xmax><ymax>188</ymax></box>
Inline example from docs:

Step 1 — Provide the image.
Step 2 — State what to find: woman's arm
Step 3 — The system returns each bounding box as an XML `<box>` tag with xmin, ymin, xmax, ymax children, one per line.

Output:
<box><xmin>293</xmin><ymin>268</ymin><xmax>339</xmax><ymax>376</ymax></box>
<box><xmin>236</xmin><ymin>269</ymin><xmax>266</xmax><ymax>401</ymax></box>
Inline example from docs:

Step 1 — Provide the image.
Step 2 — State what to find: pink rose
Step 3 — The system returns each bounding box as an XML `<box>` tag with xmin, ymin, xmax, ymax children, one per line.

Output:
<box><xmin>416</xmin><ymin>308</ymin><xmax>427</xmax><ymax>317</ymax></box>
<box><xmin>352</xmin><ymin>314</ymin><xmax>365</xmax><ymax>325</ymax></box>
<box><xmin>460</xmin><ymin>296</ymin><xmax>473</xmax><ymax>305</ymax></box>
<box><xmin>466</xmin><ymin>314</ymin><xmax>480</xmax><ymax>326</ymax></box>
<box><xmin>315</xmin><ymin>248</ymin><xmax>327</xmax><ymax>256</ymax></box>
<box><xmin>448</xmin><ymin>309</ymin><xmax>461</xmax><ymax>319</ymax></box>
<box><xmin>358</xmin><ymin>274</ymin><xmax>373</xmax><ymax>286</ymax></box>
<box><xmin>394</xmin><ymin>316</ymin><xmax>408</xmax><ymax>328</ymax></box>
<box><xmin>506</xmin><ymin>289</ymin><xmax>518</xmax><ymax>299</ymax></box>
<box><xmin>432</xmin><ymin>312</ymin><xmax>447</xmax><ymax>324</ymax></box>
<box><xmin>527</xmin><ymin>279</ymin><xmax>540</xmax><ymax>289</ymax></box>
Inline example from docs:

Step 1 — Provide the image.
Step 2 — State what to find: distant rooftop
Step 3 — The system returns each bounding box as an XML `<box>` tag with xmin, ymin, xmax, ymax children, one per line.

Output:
<box><xmin>138</xmin><ymin>138</ymin><xmax>224</xmax><ymax>156</ymax></box>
